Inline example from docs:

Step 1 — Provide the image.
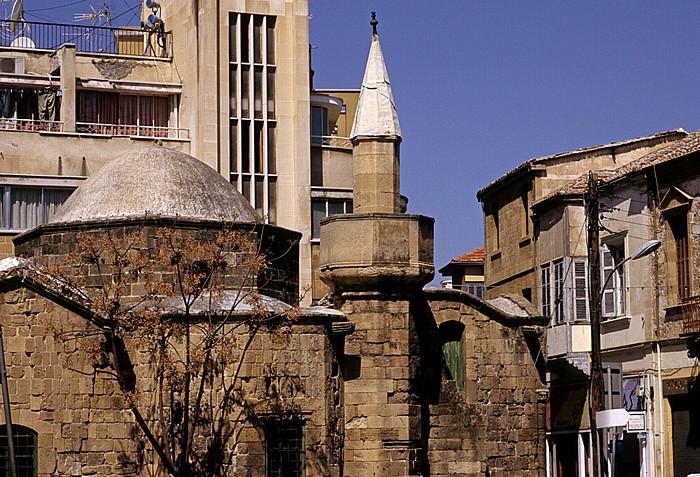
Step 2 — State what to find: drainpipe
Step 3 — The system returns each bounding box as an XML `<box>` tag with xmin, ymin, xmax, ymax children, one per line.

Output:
<box><xmin>0</xmin><ymin>324</ymin><xmax>17</xmax><ymax>477</ymax></box>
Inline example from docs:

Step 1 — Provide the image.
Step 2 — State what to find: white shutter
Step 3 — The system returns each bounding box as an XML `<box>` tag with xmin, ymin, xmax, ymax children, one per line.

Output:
<box><xmin>574</xmin><ymin>259</ymin><xmax>588</xmax><ymax>321</ymax></box>
<box><xmin>601</xmin><ymin>248</ymin><xmax>616</xmax><ymax>317</ymax></box>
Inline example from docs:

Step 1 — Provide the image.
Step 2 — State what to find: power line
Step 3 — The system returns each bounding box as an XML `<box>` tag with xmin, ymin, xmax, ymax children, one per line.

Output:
<box><xmin>27</xmin><ymin>0</ymin><xmax>87</xmax><ymax>12</ymax></box>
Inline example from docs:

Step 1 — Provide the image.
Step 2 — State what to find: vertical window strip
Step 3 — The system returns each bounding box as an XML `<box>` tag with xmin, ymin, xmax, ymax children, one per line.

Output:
<box><xmin>541</xmin><ymin>264</ymin><xmax>551</xmax><ymax>318</ymax></box>
<box><xmin>554</xmin><ymin>260</ymin><xmax>564</xmax><ymax>323</ymax></box>
<box><xmin>229</xmin><ymin>12</ymin><xmax>276</xmax><ymax>223</ymax></box>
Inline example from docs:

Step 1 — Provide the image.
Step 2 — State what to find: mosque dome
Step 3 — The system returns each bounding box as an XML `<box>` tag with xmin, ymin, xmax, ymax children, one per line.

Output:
<box><xmin>50</xmin><ymin>147</ymin><xmax>260</xmax><ymax>224</ymax></box>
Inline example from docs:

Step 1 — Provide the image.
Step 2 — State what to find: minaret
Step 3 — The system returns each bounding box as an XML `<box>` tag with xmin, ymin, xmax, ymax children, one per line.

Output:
<box><xmin>319</xmin><ymin>13</ymin><xmax>434</xmax><ymax>476</ymax></box>
<box><xmin>350</xmin><ymin>11</ymin><xmax>402</xmax><ymax>214</ymax></box>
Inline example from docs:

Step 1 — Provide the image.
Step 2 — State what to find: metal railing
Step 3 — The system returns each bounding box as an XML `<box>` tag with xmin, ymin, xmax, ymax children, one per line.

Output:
<box><xmin>681</xmin><ymin>295</ymin><xmax>700</xmax><ymax>335</ymax></box>
<box><xmin>0</xmin><ymin>20</ymin><xmax>171</xmax><ymax>58</ymax></box>
<box><xmin>311</xmin><ymin>135</ymin><xmax>352</xmax><ymax>149</ymax></box>
<box><xmin>0</xmin><ymin>118</ymin><xmax>62</xmax><ymax>132</ymax></box>
<box><xmin>76</xmin><ymin>122</ymin><xmax>189</xmax><ymax>140</ymax></box>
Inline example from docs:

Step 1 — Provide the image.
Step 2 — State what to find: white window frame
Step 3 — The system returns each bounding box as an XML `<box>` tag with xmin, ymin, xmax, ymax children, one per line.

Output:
<box><xmin>601</xmin><ymin>243</ymin><xmax>625</xmax><ymax>318</ymax></box>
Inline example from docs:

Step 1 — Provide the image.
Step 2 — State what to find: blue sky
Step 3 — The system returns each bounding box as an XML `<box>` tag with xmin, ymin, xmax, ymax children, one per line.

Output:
<box><xmin>23</xmin><ymin>0</ymin><xmax>700</xmax><ymax>284</ymax></box>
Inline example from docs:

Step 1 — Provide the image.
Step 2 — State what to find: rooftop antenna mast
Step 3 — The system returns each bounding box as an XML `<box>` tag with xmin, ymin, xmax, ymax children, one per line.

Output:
<box><xmin>73</xmin><ymin>2</ymin><xmax>113</xmax><ymax>53</ymax></box>
<box><xmin>74</xmin><ymin>2</ymin><xmax>112</xmax><ymax>28</ymax></box>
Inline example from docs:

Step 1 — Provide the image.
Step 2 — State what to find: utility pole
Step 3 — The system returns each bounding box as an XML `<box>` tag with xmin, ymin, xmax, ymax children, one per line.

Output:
<box><xmin>587</xmin><ymin>171</ymin><xmax>603</xmax><ymax>477</ymax></box>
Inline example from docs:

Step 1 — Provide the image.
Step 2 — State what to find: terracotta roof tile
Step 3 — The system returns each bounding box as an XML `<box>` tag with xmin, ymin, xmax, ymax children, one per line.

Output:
<box><xmin>451</xmin><ymin>247</ymin><xmax>485</xmax><ymax>263</ymax></box>
<box><xmin>477</xmin><ymin>129</ymin><xmax>686</xmax><ymax>200</ymax></box>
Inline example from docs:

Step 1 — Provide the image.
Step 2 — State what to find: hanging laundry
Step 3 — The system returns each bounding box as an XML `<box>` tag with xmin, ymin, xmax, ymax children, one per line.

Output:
<box><xmin>38</xmin><ymin>89</ymin><xmax>57</xmax><ymax>121</ymax></box>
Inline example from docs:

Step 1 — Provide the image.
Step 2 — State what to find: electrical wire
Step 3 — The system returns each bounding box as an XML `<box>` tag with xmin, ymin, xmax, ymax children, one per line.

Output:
<box><xmin>26</xmin><ymin>0</ymin><xmax>87</xmax><ymax>12</ymax></box>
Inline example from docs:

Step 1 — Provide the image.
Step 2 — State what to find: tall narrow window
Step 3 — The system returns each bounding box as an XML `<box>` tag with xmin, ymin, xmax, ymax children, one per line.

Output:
<box><xmin>521</xmin><ymin>187</ymin><xmax>529</xmax><ymax>236</ymax></box>
<box><xmin>541</xmin><ymin>264</ymin><xmax>551</xmax><ymax>318</ymax></box>
<box><xmin>492</xmin><ymin>201</ymin><xmax>500</xmax><ymax>250</ymax></box>
<box><xmin>601</xmin><ymin>244</ymin><xmax>625</xmax><ymax>318</ymax></box>
<box><xmin>266</xmin><ymin>421</ymin><xmax>304</xmax><ymax>477</ymax></box>
<box><xmin>230</xmin><ymin>13</ymin><xmax>277</xmax><ymax>223</ymax></box>
<box><xmin>669</xmin><ymin>215</ymin><xmax>690</xmax><ymax>300</ymax></box>
<box><xmin>554</xmin><ymin>260</ymin><xmax>564</xmax><ymax>324</ymax></box>
<box><xmin>439</xmin><ymin>321</ymin><xmax>465</xmax><ymax>390</ymax></box>
<box><xmin>573</xmin><ymin>259</ymin><xmax>588</xmax><ymax>321</ymax></box>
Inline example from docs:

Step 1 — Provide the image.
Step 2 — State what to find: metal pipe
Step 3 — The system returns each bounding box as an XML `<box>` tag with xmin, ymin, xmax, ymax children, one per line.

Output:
<box><xmin>0</xmin><ymin>324</ymin><xmax>17</xmax><ymax>477</ymax></box>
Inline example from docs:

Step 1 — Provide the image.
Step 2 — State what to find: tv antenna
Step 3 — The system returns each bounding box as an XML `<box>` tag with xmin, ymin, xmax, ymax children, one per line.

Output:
<box><xmin>73</xmin><ymin>2</ymin><xmax>113</xmax><ymax>53</ymax></box>
<box><xmin>74</xmin><ymin>2</ymin><xmax>112</xmax><ymax>28</ymax></box>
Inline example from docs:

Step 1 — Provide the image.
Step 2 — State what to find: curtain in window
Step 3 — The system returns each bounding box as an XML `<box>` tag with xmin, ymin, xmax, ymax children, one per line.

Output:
<box><xmin>119</xmin><ymin>95</ymin><xmax>138</xmax><ymax>135</ymax></box>
<box><xmin>77</xmin><ymin>91</ymin><xmax>98</xmax><ymax>128</ymax></box>
<box><xmin>99</xmin><ymin>93</ymin><xmax>119</xmax><ymax>134</ymax></box>
<box><xmin>154</xmin><ymin>96</ymin><xmax>169</xmax><ymax>137</ymax></box>
<box><xmin>11</xmin><ymin>188</ymin><xmax>40</xmax><ymax>229</ymax></box>
<box><xmin>44</xmin><ymin>189</ymin><xmax>72</xmax><ymax>222</ymax></box>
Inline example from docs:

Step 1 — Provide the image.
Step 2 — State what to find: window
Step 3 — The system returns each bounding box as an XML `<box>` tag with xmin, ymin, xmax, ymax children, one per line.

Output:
<box><xmin>541</xmin><ymin>263</ymin><xmax>551</xmax><ymax>318</ymax></box>
<box><xmin>492</xmin><ymin>201</ymin><xmax>500</xmax><ymax>249</ymax></box>
<box><xmin>462</xmin><ymin>281</ymin><xmax>484</xmax><ymax>299</ymax></box>
<box><xmin>0</xmin><ymin>424</ymin><xmax>37</xmax><ymax>477</ymax></box>
<box><xmin>553</xmin><ymin>260</ymin><xmax>564</xmax><ymax>324</ymax></box>
<box><xmin>439</xmin><ymin>321</ymin><xmax>465</xmax><ymax>390</ymax></box>
<box><xmin>311</xmin><ymin>106</ymin><xmax>329</xmax><ymax>145</ymax></box>
<box><xmin>601</xmin><ymin>243</ymin><xmax>625</xmax><ymax>318</ymax></box>
<box><xmin>669</xmin><ymin>214</ymin><xmax>690</xmax><ymax>300</ymax></box>
<box><xmin>573</xmin><ymin>259</ymin><xmax>588</xmax><ymax>321</ymax></box>
<box><xmin>229</xmin><ymin>13</ymin><xmax>277</xmax><ymax>223</ymax></box>
<box><xmin>311</xmin><ymin>198</ymin><xmax>352</xmax><ymax>239</ymax></box>
<box><xmin>266</xmin><ymin>420</ymin><xmax>304</xmax><ymax>477</ymax></box>
<box><xmin>0</xmin><ymin>186</ymin><xmax>73</xmax><ymax>230</ymax></box>
<box><xmin>542</xmin><ymin>257</ymin><xmax>589</xmax><ymax>323</ymax></box>
<box><xmin>76</xmin><ymin>92</ymin><xmax>170</xmax><ymax>137</ymax></box>
<box><xmin>521</xmin><ymin>187</ymin><xmax>529</xmax><ymax>236</ymax></box>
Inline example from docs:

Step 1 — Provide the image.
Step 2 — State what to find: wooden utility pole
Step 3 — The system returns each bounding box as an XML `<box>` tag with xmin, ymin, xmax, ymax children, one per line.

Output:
<box><xmin>587</xmin><ymin>171</ymin><xmax>603</xmax><ymax>477</ymax></box>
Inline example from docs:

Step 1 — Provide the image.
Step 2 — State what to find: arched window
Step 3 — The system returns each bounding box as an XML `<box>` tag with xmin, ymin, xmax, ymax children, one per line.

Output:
<box><xmin>0</xmin><ymin>424</ymin><xmax>37</xmax><ymax>477</ymax></box>
<box><xmin>439</xmin><ymin>321</ymin><xmax>465</xmax><ymax>391</ymax></box>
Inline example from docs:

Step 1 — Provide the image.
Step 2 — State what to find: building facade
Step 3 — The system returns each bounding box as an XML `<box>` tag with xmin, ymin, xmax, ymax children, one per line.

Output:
<box><xmin>480</xmin><ymin>129</ymin><xmax>700</xmax><ymax>477</ymax></box>
<box><xmin>0</xmin><ymin>0</ymin><xmax>360</xmax><ymax>302</ymax></box>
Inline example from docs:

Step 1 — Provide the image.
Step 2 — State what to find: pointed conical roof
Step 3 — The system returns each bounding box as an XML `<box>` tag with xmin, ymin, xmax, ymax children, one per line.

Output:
<box><xmin>350</xmin><ymin>32</ymin><xmax>402</xmax><ymax>140</ymax></box>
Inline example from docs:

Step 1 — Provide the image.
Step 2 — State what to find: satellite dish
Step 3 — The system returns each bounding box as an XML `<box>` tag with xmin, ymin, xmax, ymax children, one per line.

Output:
<box><xmin>10</xmin><ymin>36</ymin><xmax>34</xmax><ymax>48</ymax></box>
<box><xmin>145</xmin><ymin>0</ymin><xmax>160</xmax><ymax>9</ymax></box>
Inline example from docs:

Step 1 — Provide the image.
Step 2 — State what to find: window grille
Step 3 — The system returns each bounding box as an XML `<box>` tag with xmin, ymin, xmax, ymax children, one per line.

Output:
<box><xmin>266</xmin><ymin>420</ymin><xmax>305</xmax><ymax>477</ymax></box>
<box><xmin>0</xmin><ymin>425</ymin><xmax>37</xmax><ymax>477</ymax></box>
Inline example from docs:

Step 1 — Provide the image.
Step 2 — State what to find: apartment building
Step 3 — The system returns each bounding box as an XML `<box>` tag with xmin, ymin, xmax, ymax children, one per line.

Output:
<box><xmin>0</xmin><ymin>0</ymin><xmax>356</xmax><ymax>301</ymax></box>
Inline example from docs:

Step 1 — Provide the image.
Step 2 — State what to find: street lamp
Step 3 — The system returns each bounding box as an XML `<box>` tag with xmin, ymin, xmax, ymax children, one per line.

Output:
<box><xmin>590</xmin><ymin>239</ymin><xmax>661</xmax><ymax>477</ymax></box>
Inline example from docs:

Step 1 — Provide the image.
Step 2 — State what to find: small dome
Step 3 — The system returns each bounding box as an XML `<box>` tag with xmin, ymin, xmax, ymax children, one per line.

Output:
<box><xmin>51</xmin><ymin>147</ymin><xmax>260</xmax><ymax>224</ymax></box>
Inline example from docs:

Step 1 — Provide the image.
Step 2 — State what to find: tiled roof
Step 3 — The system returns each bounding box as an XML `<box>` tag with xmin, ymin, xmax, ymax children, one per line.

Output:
<box><xmin>476</xmin><ymin>129</ymin><xmax>686</xmax><ymax>200</ymax></box>
<box><xmin>533</xmin><ymin>129</ymin><xmax>700</xmax><ymax>209</ymax></box>
<box><xmin>451</xmin><ymin>247</ymin><xmax>485</xmax><ymax>263</ymax></box>
<box><xmin>533</xmin><ymin>170</ymin><xmax>617</xmax><ymax>207</ymax></box>
<box><xmin>605</xmin><ymin>129</ymin><xmax>700</xmax><ymax>182</ymax></box>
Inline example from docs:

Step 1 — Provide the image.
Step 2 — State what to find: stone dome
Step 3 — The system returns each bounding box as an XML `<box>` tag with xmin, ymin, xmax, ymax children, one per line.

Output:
<box><xmin>50</xmin><ymin>147</ymin><xmax>260</xmax><ymax>224</ymax></box>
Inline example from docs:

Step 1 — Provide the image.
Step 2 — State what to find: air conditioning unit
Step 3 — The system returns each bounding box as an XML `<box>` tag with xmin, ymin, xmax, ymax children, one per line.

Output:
<box><xmin>0</xmin><ymin>56</ymin><xmax>25</xmax><ymax>75</ymax></box>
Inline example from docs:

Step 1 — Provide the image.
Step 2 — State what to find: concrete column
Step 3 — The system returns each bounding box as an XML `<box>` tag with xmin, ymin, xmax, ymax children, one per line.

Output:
<box><xmin>57</xmin><ymin>44</ymin><xmax>76</xmax><ymax>133</ymax></box>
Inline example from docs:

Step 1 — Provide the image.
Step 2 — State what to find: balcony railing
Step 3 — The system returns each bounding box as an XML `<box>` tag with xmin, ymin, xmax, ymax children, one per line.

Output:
<box><xmin>0</xmin><ymin>118</ymin><xmax>62</xmax><ymax>132</ymax></box>
<box><xmin>76</xmin><ymin>122</ymin><xmax>189</xmax><ymax>140</ymax></box>
<box><xmin>311</xmin><ymin>135</ymin><xmax>352</xmax><ymax>149</ymax></box>
<box><xmin>681</xmin><ymin>295</ymin><xmax>700</xmax><ymax>335</ymax></box>
<box><xmin>0</xmin><ymin>20</ymin><xmax>171</xmax><ymax>58</ymax></box>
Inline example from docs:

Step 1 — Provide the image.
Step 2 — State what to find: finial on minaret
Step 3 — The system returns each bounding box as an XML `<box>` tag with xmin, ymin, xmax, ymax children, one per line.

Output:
<box><xmin>370</xmin><ymin>11</ymin><xmax>378</xmax><ymax>35</ymax></box>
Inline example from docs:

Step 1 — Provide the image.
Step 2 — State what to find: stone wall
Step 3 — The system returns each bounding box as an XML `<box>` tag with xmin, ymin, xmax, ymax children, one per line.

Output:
<box><xmin>0</xmin><ymin>284</ymin><xmax>341</xmax><ymax>476</ymax></box>
<box><xmin>425</xmin><ymin>291</ymin><xmax>546</xmax><ymax>477</ymax></box>
<box><xmin>13</xmin><ymin>219</ymin><xmax>300</xmax><ymax>304</ymax></box>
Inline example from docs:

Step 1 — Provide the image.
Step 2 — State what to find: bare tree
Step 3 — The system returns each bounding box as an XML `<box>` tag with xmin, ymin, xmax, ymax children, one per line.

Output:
<box><xmin>46</xmin><ymin>225</ymin><xmax>300</xmax><ymax>476</ymax></box>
